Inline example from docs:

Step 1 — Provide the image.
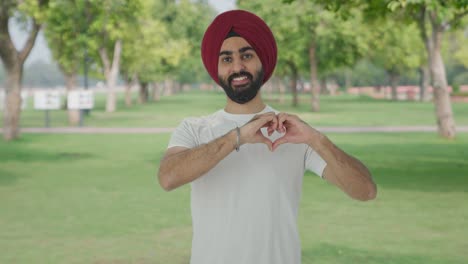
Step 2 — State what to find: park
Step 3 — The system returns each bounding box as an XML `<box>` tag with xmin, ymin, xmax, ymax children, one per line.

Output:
<box><xmin>1</xmin><ymin>0</ymin><xmax>468</xmax><ymax>263</ymax></box>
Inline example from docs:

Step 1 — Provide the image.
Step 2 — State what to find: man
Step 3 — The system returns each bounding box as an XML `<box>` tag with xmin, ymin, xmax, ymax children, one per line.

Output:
<box><xmin>158</xmin><ymin>10</ymin><xmax>376</xmax><ymax>264</ymax></box>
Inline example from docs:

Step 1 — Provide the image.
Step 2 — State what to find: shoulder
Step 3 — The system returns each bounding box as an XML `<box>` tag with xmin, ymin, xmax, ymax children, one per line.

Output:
<box><xmin>265</xmin><ymin>105</ymin><xmax>280</xmax><ymax>115</ymax></box>
<box><xmin>178</xmin><ymin>110</ymin><xmax>224</xmax><ymax>129</ymax></box>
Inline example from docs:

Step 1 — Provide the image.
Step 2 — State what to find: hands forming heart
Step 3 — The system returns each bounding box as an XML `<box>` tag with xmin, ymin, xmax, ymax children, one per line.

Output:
<box><xmin>239</xmin><ymin>112</ymin><xmax>318</xmax><ymax>151</ymax></box>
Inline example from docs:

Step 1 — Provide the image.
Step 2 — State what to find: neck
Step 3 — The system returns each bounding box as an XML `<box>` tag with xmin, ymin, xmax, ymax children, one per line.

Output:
<box><xmin>224</xmin><ymin>93</ymin><xmax>266</xmax><ymax>114</ymax></box>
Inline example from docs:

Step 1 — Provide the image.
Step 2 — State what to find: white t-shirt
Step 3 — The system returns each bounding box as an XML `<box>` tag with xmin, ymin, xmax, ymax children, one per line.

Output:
<box><xmin>168</xmin><ymin>105</ymin><xmax>327</xmax><ymax>264</ymax></box>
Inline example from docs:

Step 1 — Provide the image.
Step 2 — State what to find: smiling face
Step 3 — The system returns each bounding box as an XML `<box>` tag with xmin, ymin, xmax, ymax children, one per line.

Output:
<box><xmin>217</xmin><ymin>37</ymin><xmax>264</xmax><ymax>104</ymax></box>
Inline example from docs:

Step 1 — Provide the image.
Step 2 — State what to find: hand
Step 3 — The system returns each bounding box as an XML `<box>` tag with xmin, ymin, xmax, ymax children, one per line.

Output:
<box><xmin>272</xmin><ymin>113</ymin><xmax>320</xmax><ymax>151</ymax></box>
<box><xmin>240</xmin><ymin>112</ymin><xmax>278</xmax><ymax>151</ymax></box>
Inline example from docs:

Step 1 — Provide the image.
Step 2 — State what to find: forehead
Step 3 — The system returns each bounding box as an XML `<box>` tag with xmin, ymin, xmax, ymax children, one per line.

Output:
<box><xmin>220</xmin><ymin>36</ymin><xmax>254</xmax><ymax>53</ymax></box>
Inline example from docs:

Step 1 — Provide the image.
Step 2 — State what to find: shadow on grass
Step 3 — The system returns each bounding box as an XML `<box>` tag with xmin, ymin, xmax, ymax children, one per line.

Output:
<box><xmin>342</xmin><ymin>140</ymin><xmax>468</xmax><ymax>193</ymax></box>
<box><xmin>0</xmin><ymin>146</ymin><xmax>95</xmax><ymax>163</ymax></box>
<box><xmin>0</xmin><ymin>135</ymin><xmax>95</xmax><ymax>163</ymax></box>
<box><xmin>0</xmin><ymin>168</ymin><xmax>23</xmax><ymax>186</ymax></box>
<box><xmin>302</xmin><ymin>243</ymin><xmax>462</xmax><ymax>264</ymax></box>
<box><xmin>0</xmin><ymin>147</ymin><xmax>94</xmax><ymax>186</ymax></box>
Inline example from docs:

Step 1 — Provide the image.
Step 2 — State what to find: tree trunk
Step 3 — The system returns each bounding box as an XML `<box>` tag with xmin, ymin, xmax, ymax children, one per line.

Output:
<box><xmin>418</xmin><ymin>64</ymin><xmax>430</xmax><ymax>102</ymax></box>
<box><xmin>99</xmin><ymin>39</ymin><xmax>122</xmax><ymax>113</ymax></box>
<box><xmin>164</xmin><ymin>79</ymin><xmax>173</xmax><ymax>96</ymax></box>
<box><xmin>268</xmin><ymin>77</ymin><xmax>279</xmax><ymax>101</ymax></box>
<box><xmin>139</xmin><ymin>82</ymin><xmax>149</xmax><ymax>104</ymax></box>
<box><xmin>389</xmin><ymin>71</ymin><xmax>399</xmax><ymax>101</ymax></box>
<box><xmin>3</xmin><ymin>65</ymin><xmax>23</xmax><ymax>140</ymax></box>
<box><xmin>124</xmin><ymin>73</ymin><xmax>135</xmax><ymax>107</ymax></box>
<box><xmin>0</xmin><ymin>12</ymin><xmax>41</xmax><ymax>140</ymax></box>
<box><xmin>278</xmin><ymin>80</ymin><xmax>286</xmax><ymax>104</ymax></box>
<box><xmin>0</xmin><ymin>7</ymin><xmax>43</xmax><ymax>141</ymax></box>
<box><xmin>174</xmin><ymin>82</ymin><xmax>181</xmax><ymax>94</ymax></box>
<box><xmin>124</xmin><ymin>81</ymin><xmax>133</xmax><ymax>107</ymax></box>
<box><xmin>320</xmin><ymin>78</ymin><xmax>327</xmax><ymax>95</ymax></box>
<box><xmin>309</xmin><ymin>41</ymin><xmax>320</xmax><ymax>112</ymax></box>
<box><xmin>418</xmin><ymin>8</ymin><xmax>456</xmax><ymax>138</ymax></box>
<box><xmin>64</xmin><ymin>72</ymin><xmax>80</xmax><ymax>126</ymax></box>
<box><xmin>288</xmin><ymin>62</ymin><xmax>298</xmax><ymax>107</ymax></box>
<box><xmin>152</xmin><ymin>82</ymin><xmax>161</xmax><ymax>102</ymax></box>
<box><xmin>430</xmin><ymin>32</ymin><xmax>456</xmax><ymax>138</ymax></box>
<box><xmin>345</xmin><ymin>69</ymin><xmax>352</xmax><ymax>91</ymax></box>
<box><xmin>428</xmin><ymin>14</ymin><xmax>456</xmax><ymax>138</ymax></box>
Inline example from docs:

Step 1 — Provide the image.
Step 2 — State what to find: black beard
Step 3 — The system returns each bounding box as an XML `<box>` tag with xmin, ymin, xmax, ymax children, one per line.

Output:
<box><xmin>218</xmin><ymin>69</ymin><xmax>264</xmax><ymax>104</ymax></box>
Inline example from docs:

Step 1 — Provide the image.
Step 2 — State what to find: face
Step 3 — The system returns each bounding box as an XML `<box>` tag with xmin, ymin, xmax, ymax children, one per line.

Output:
<box><xmin>218</xmin><ymin>37</ymin><xmax>264</xmax><ymax>104</ymax></box>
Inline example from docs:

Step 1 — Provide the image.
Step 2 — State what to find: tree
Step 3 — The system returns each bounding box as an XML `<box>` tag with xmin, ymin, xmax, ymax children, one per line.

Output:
<box><xmin>367</xmin><ymin>19</ymin><xmax>423</xmax><ymax>100</ymax></box>
<box><xmin>168</xmin><ymin>0</ymin><xmax>216</xmax><ymax>86</ymax></box>
<box><xmin>44</xmin><ymin>0</ymin><xmax>90</xmax><ymax>125</ymax></box>
<box><xmin>85</xmin><ymin>0</ymin><xmax>142</xmax><ymax>113</ymax></box>
<box><xmin>240</xmin><ymin>0</ymin><xmax>367</xmax><ymax>111</ymax></box>
<box><xmin>390</xmin><ymin>0</ymin><xmax>467</xmax><ymax>138</ymax></box>
<box><xmin>289</xmin><ymin>0</ymin><xmax>467</xmax><ymax>138</ymax></box>
<box><xmin>119</xmin><ymin>0</ymin><xmax>191</xmax><ymax>104</ymax></box>
<box><xmin>239</xmin><ymin>0</ymin><xmax>308</xmax><ymax>107</ymax></box>
<box><xmin>0</xmin><ymin>0</ymin><xmax>49</xmax><ymax>140</ymax></box>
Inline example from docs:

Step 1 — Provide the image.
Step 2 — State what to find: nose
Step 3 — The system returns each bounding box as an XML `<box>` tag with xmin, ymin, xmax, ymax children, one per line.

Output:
<box><xmin>231</xmin><ymin>57</ymin><xmax>246</xmax><ymax>74</ymax></box>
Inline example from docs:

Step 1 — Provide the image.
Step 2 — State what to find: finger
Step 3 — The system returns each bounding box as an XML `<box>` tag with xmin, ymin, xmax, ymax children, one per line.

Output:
<box><xmin>263</xmin><ymin>115</ymin><xmax>279</xmax><ymax>135</ymax></box>
<box><xmin>276</xmin><ymin>113</ymin><xmax>288</xmax><ymax>133</ymax></box>
<box><xmin>251</xmin><ymin>112</ymin><xmax>274</xmax><ymax>126</ymax></box>
<box><xmin>269</xmin><ymin>113</ymin><xmax>278</xmax><ymax>131</ymax></box>
<box><xmin>272</xmin><ymin>136</ymin><xmax>288</xmax><ymax>151</ymax></box>
<box><xmin>256</xmin><ymin>134</ymin><xmax>273</xmax><ymax>151</ymax></box>
<box><xmin>267</xmin><ymin>121</ymin><xmax>274</xmax><ymax>136</ymax></box>
<box><xmin>264</xmin><ymin>139</ymin><xmax>273</xmax><ymax>152</ymax></box>
<box><xmin>267</xmin><ymin>117</ymin><xmax>279</xmax><ymax>136</ymax></box>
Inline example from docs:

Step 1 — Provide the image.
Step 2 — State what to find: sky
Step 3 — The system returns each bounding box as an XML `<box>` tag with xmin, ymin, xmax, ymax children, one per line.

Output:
<box><xmin>10</xmin><ymin>0</ymin><xmax>236</xmax><ymax>66</ymax></box>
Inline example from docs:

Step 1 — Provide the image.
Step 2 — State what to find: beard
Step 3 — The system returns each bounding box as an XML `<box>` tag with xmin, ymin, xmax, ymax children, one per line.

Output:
<box><xmin>218</xmin><ymin>68</ymin><xmax>264</xmax><ymax>104</ymax></box>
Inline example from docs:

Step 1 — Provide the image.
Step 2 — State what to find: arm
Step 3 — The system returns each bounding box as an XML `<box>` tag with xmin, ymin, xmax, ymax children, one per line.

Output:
<box><xmin>158</xmin><ymin>112</ymin><xmax>277</xmax><ymax>191</ymax></box>
<box><xmin>272</xmin><ymin>113</ymin><xmax>377</xmax><ymax>201</ymax></box>
<box><xmin>158</xmin><ymin>130</ymin><xmax>237</xmax><ymax>191</ymax></box>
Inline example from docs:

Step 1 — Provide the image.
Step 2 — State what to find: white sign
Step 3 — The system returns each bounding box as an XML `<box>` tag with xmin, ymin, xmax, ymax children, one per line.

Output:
<box><xmin>0</xmin><ymin>91</ymin><xmax>28</xmax><ymax>110</ymax></box>
<box><xmin>34</xmin><ymin>90</ymin><xmax>61</xmax><ymax>110</ymax></box>
<box><xmin>68</xmin><ymin>90</ymin><xmax>94</xmax><ymax>110</ymax></box>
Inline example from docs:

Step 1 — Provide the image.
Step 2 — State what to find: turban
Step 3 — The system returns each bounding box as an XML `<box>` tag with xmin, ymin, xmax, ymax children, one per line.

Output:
<box><xmin>201</xmin><ymin>10</ymin><xmax>277</xmax><ymax>85</ymax></box>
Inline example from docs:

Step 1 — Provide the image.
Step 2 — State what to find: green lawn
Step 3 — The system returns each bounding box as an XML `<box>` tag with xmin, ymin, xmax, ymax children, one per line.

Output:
<box><xmin>1</xmin><ymin>133</ymin><xmax>467</xmax><ymax>263</ymax></box>
<box><xmin>7</xmin><ymin>90</ymin><xmax>468</xmax><ymax>128</ymax></box>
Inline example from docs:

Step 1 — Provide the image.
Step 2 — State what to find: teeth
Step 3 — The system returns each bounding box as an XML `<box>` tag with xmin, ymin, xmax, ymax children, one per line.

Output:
<box><xmin>233</xmin><ymin>76</ymin><xmax>247</xmax><ymax>81</ymax></box>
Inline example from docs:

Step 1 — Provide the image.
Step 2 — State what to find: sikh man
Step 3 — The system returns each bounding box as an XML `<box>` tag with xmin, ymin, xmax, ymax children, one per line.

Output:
<box><xmin>158</xmin><ymin>9</ymin><xmax>377</xmax><ymax>264</ymax></box>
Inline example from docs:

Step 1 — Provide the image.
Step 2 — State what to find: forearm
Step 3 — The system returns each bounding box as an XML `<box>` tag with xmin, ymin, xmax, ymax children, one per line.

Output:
<box><xmin>308</xmin><ymin>131</ymin><xmax>377</xmax><ymax>201</ymax></box>
<box><xmin>158</xmin><ymin>129</ymin><xmax>237</xmax><ymax>191</ymax></box>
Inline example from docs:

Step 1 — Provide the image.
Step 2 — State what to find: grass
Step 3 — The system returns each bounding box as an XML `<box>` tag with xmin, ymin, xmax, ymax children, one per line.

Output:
<box><xmin>1</xmin><ymin>91</ymin><xmax>468</xmax><ymax>263</ymax></box>
<box><xmin>4</xmin><ymin>90</ymin><xmax>468</xmax><ymax>128</ymax></box>
<box><xmin>1</xmin><ymin>133</ymin><xmax>467</xmax><ymax>263</ymax></box>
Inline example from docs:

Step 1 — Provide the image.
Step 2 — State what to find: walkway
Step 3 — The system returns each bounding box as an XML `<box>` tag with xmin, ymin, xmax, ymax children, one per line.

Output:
<box><xmin>2</xmin><ymin>126</ymin><xmax>468</xmax><ymax>134</ymax></box>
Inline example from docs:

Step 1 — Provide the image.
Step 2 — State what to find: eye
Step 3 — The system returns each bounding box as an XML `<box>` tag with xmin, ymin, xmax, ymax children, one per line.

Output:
<box><xmin>221</xmin><ymin>56</ymin><xmax>232</xmax><ymax>63</ymax></box>
<box><xmin>242</xmin><ymin>53</ymin><xmax>253</xmax><ymax>60</ymax></box>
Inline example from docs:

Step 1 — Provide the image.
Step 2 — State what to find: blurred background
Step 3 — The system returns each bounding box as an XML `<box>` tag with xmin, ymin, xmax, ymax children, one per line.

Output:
<box><xmin>1</xmin><ymin>1</ymin><xmax>467</xmax><ymax>263</ymax></box>
<box><xmin>1</xmin><ymin>0</ymin><xmax>467</xmax><ymax>138</ymax></box>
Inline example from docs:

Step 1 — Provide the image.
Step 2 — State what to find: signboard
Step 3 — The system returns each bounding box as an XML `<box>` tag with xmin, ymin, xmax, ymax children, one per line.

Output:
<box><xmin>67</xmin><ymin>90</ymin><xmax>94</xmax><ymax>110</ymax></box>
<box><xmin>0</xmin><ymin>91</ymin><xmax>28</xmax><ymax>110</ymax></box>
<box><xmin>34</xmin><ymin>90</ymin><xmax>61</xmax><ymax>110</ymax></box>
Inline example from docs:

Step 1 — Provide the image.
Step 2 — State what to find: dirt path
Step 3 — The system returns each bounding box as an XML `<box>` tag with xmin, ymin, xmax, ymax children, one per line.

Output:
<box><xmin>2</xmin><ymin>126</ymin><xmax>467</xmax><ymax>134</ymax></box>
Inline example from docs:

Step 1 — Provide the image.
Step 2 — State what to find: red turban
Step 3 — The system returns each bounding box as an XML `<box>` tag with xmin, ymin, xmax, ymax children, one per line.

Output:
<box><xmin>201</xmin><ymin>10</ymin><xmax>277</xmax><ymax>85</ymax></box>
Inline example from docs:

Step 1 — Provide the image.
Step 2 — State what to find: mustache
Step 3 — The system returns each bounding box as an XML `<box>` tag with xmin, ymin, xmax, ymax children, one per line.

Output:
<box><xmin>228</xmin><ymin>71</ymin><xmax>253</xmax><ymax>83</ymax></box>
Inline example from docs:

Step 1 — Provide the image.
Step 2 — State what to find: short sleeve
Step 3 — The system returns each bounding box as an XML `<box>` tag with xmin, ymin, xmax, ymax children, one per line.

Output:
<box><xmin>168</xmin><ymin>118</ymin><xmax>198</xmax><ymax>149</ymax></box>
<box><xmin>304</xmin><ymin>146</ymin><xmax>327</xmax><ymax>178</ymax></box>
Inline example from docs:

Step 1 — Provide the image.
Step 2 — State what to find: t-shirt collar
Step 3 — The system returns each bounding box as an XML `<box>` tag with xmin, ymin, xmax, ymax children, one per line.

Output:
<box><xmin>220</xmin><ymin>105</ymin><xmax>273</xmax><ymax>123</ymax></box>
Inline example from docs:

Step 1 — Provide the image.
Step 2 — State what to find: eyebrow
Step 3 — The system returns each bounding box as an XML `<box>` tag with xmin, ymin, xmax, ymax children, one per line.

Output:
<box><xmin>219</xmin><ymin>46</ymin><xmax>254</xmax><ymax>57</ymax></box>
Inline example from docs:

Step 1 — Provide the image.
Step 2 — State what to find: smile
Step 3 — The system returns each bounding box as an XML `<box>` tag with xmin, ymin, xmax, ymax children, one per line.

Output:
<box><xmin>233</xmin><ymin>76</ymin><xmax>248</xmax><ymax>81</ymax></box>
